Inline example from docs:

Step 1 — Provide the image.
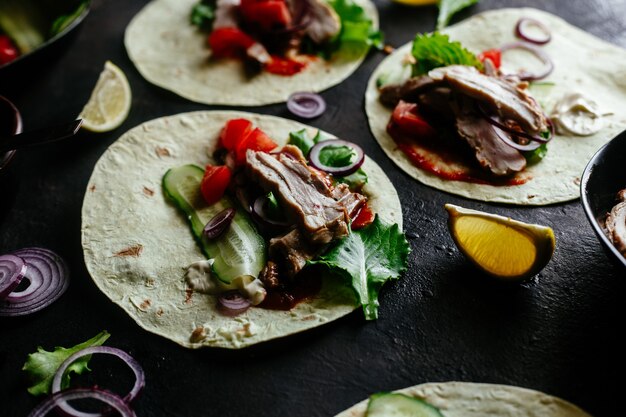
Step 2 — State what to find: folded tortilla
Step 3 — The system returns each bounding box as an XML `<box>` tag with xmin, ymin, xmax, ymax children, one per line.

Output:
<box><xmin>366</xmin><ymin>8</ymin><xmax>626</xmax><ymax>205</ymax></box>
<box><xmin>125</xmin><ymin>0</ymin><xmax>378</xmax><ymax>106</ymax></box>
<box><xmin>335</xmin><ymin>382</ymin><xmax>592</xmax><ymax>417</ymax></box>
<box><xmin>81</xmin><ymin>111</ymin><xmax>402</xmax><ymax>349</ymax></box>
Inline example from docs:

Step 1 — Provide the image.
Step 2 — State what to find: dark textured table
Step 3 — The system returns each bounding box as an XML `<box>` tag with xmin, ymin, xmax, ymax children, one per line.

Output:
<box><xmin>1</xmin><ymin>0</ymin><xmax>625</xmax><ymax>416</ymax></box>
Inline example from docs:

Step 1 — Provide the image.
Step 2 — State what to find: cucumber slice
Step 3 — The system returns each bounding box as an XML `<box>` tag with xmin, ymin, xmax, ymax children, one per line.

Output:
<box><xmin>366</xmin><ymin>393</ymin><xmax>444</xmax><ymax>417</ymax></box>
<box><xmin>162</xmin><ymin>164</ymin><xmax>266</xmax><ymax>284</ymax></box>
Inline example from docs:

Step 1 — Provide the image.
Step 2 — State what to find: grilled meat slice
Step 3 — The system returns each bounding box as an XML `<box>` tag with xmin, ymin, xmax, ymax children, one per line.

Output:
<box><xmin>605</xmin><ymin>190</ymin><xmax>626</xmax><ymax>256</ymax></box>
<box><xmin>379</xmin><ymin>76</ymin><xmax>443</xmax><ymax>108</ymax></box>
<box><xmin>332</xmin><ymin>183</ymin><xmax>367</xmax><ymax>217</ymax></box>
<box><xmin>246</xmin><ymin>149</ymin><xmax>350</xmax><ymax>244</ymax></box>
<box><xmin>269</xmin><ymin>228</ymin><xmax>326</xmax><ymax>277</ymax></box>
<box><xmin>304</xmin><ymin>0</ymin><xmax>341</xmax><ymax>44</ymax></box>
<box><xmin>451</xmin><ymin>97</ymin><xmax>526</xmax><ymax>176</ymax></box>
<box><xmin>429</xmin><ymin>65</ymin><xmax>548</xmax><ymax>133</ymax></box>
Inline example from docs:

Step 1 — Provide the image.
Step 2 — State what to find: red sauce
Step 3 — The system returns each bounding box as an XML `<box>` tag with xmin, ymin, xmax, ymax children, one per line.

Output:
<box><xmin>265</xmin><ymin>55</ymin><xmax>307</xmax><ymax>76</ymax></box>
<box><xmin>259</xmin><ymin>267</ymin><xmax>322</xmax><ymax>311</ymax></box>
<box><xmin>388</xmin><ymin>120</ymin><xmax>530</xmax><ymax>186</ymax></box>
<box><xmin>351</xmin><ymin>202</ymin><xmax>375</xmax><ymax>230</ymax></box>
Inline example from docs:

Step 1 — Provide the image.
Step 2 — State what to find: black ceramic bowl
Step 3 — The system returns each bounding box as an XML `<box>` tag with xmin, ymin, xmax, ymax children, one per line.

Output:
<box><xmin>0</xmin><ymin>0</ymin><xmax>90</xmax><ymax>73</ymax></box>
<box><xmin>580</xmin><ymin>130</ymin><xmax>626</xmax><ymax>270</ymax></box>
<box><xmin>0</xmin><ymin>95</ymin><xmax>23</xmax><ymax>173</ymax></box>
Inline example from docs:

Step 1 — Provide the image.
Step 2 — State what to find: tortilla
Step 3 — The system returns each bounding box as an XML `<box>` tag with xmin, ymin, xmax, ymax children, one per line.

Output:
<box><xmin>81</xmin><ymin>111</ymin><xmax>402</xmax><ymax>349</ymax></box>
<box><xmin>365</xmin><ymin>8</ymin><xmax>626</xmax><ymax>205</ymax></box>
<box><xmin>335</xmin><ymin>382</ymin><xmax>592</xmax><ymax>417</ymax></box>
<box><xmin>125</xmin><ymin>0</ymin><xmax>378</xmax><ymax>106</ymax></box>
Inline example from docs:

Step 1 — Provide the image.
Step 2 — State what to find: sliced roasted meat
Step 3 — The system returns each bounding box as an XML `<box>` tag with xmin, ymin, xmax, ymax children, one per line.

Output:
<box><xmin>429</xmin><ymin>65</ymin><xmax>548</xmax><ymax>133</ymax></box>
<box><xmin>304</xmin><ymin>0</ymin><xmax>341</xmax><ymax>44</ymax></box>
<box><xmin>451</xmin><ymin>98</ymin><xmax>526</xmax><ymax>176</ymax></box>
<box><xmin>379</xmin><ymin>76</ymin><xmax>442</xmax><ymax>108</ymax></box>
<box><xmin>246</xmin><ymin>149</ymin><xmax>350</xmax><ymax>244</ymax></box>
<box><xmin>213</xmin><ymin>0</ymin><xmax>241</xmax><ymax>29</ymax></box>
<box><xmin>332</xmin><ymin>183</ymin><xmax>367</xmax><ymax>217</ymax></box>
<box><xmin>268</xmin><ymin>228</ymin><xmax>326</xmax><ymax>277</ymax></box>
<box><xmin>605</xmin><ymin>190</ymin><xmax>626</xmax><ymax>256</ymax></box>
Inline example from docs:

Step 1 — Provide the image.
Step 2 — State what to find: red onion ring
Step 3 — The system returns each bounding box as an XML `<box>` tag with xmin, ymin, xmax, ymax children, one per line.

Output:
<box><xmin>51</xmin><ymin>346</ymin><xmax>145</xmax><ymax>417</ymax></box>
<box><xmin>0</xmin><ymin>248</ymin><xmax>69</xmax><ymax>317</ymax></box>
<box><xmin>252</xmin><ymin>195</ymin><xmax>290</xmax><ymax>228</ymax></box>
<box><xmin>287</xmin><ymin>92</ymin><xmax>326</xmax><ymax>119</ymax></box>
<box><xmin>515</xmin><ymin>17</ymin><xmax>551</xmax><ymax>45</ymax></box>
<box><xmin>500</xmin><ymin>41</ymin><xmax>554</xmax><ymax>81</ymax></box>
<box><xmin>203</xmin><ymin>207</ymin><xmax>236</xmax><ymax>240</ymax></box>
<box><xmin>218</xmin><ymin>290</ymin><xmax>251</xmax><ymax>316</ymax></box>
<box><xmin>27</xmin><ymin>388</ymin><xmax>136</xmax><ymax>417</ymax></box>
<box><xmin>0</xmin><ymin>254</ymin><xmax>27</xmax><ymax>299</ymax></box>
<box><xmin>308</xmin><ymin>139</ymin><xmax>365</xmax><ymax>176</ymax></box>
<box><xmin>492</xmin><ymin>125</ymin><xmax>542</xmax><ymax>152</ymax></box>
<box><xmin>477</xmin><ymin>104</ymin><xmax>551</xmax><ymax>144</ymax></box>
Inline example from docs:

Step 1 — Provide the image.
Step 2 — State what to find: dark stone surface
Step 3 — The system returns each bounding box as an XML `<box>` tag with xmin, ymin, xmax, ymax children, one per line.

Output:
<box><xmin>1</xmin><ymin>0</ymin><xmax>625</xmax><ymax>416</ymax></box>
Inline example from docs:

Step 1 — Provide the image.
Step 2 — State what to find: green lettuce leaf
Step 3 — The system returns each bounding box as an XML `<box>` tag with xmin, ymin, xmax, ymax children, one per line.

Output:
<box><xmin>310</xmin><ymin>216</ymin><xmax>410</xmax><ymax>320</ymax></box>
<box><xmin>318</xmin><ymin>144</ymin><xmax>356</xmax><ymax>167</ymax></box>
<box><xmin>337</xmin><ymin>168</ymin><xmax>368</xmax><ymax>190</ymax></box>
<box><xmin>22</xmin><ymin>331</ymin><xmax>110</xmax><ymax>396</ymax></box>
<box><xmin>524</xmin><ymin>142</ymin><xmax>548</xmax><ymax>165</ymax></box>
<box><xmin>325</xmin><ymin>0</ymin><xmax>383</xmax><ymax>57</ymax></box>
<box><xmin>436</xmin><ymin>0</ymin><xmax>479</xmax><ymax>30</ymax></box>
<box><xmin>190</xmin><ymin>0</ymin><xmax>216</xmax><ymax>31</ymax></box>
<box><xmin>288</xmin><ymin>129</ymin><xmax>315</xmax><ymax>155</ymax></box>
<box><xmin>411</xmin><ymin>32</ymin><xmax>482</xmax><ymax>76</ymax></box>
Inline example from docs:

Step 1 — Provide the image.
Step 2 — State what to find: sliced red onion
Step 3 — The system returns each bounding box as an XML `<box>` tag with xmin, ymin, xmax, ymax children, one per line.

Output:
<box><xmin>500</xmin><ymin>41</ymin><xmax>554</xmax><ymax>81</ymax></box>
<box><xmin>515</xmin><ymin>17</ymin><xmax>551</xmax><ymax>45</ymax></box>
<box><xmin>203</xmin><ymin>208</ymin><xmax>236</xmax><ymax>240</ymax></box>
<box><xmin>0</xmin><ymin>254</ymin><xmax>27</xmax><ymax>299</ymax></box>
<box><xmin>51</xmin><ymin>346</ymin><xmax>145</xmax><ymax>417</ymax></box>
<box><xmin>252</xmin><ymin>195</ymin><xmax>290</xmax><ymax>228</ymax></box>
<box><xmin>478</xmin><ymin>104</ymin><xmax>552</xmax><ymax>144</ymax></box>
<box><xmin>0</xmin><ymin>248</ymin><xmax>69</xmax><ymax>317</ymax></box>
<box><xmin>492</xmin><ymin>125</ymin><xmax>542</xmax><ymax>152</ymax></box>
<box><xmin>218</xmin><ymin>290</ymin><xmax>251</xmax><ymax>316</ymax></box>
<box><xmin>308</xmin><ymin>139</ymin><xmax>365</xmax><ymax>176</ymax></box>
<box><xmin>27</xmin><ymin>388</ymin><xmax>136</xmax><ymax>417</ymax></box>
<box><xmin>287</xmin><ymin>92</ymin><xmax>326</xmax><ymax>119</ymax></box>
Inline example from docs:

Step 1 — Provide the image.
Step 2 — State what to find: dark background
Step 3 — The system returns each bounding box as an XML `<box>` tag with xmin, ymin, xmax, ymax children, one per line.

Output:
<box><xmin>1</xmin><ymin>0</ymin><xmax>625</xmax><ymax>416</ymax></box>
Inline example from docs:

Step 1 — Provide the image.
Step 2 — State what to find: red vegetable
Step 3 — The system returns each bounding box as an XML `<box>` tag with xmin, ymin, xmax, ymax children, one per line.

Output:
<box><xmin>515</xmin><ymin>17</ymin><xmax>551</xmax><ymax>45</ymax></box>
<box><xmin>240</xmin><ymin>0</ymin><xmax>292</xmax><ymax>32</ymax></box>
<box><xmin>391</xmin><ymin>101</ymin><xmax>438</xmax><ymax>139</ymax></box>
<box><xmin>203</xmin><ymin>207</ymin><xmax>237</xmax><ymax>240</ymax></box>
<box><xmin>265</xmin><ymin>55</ymin><xmax>306</xmax><ymax>76</ymax></box>
<box><xmin>0</xmin><ymin>254</ymin><xmax>27</xmax><ymax>299</ymax></box>
<box><xmin>477</xmin><ymin>48</ymin><xmax>501</xmax><ymax>69</ymax></box>
<box><xmin>27</xmin><ymin>388</ymin><xmax>136</xmax><ymax>417</ymax></box>
<box><xmin>208</xmin><ymin>27</ymin><xmax>255</xmax><ymax>59</ymax></box>
<box><xmin>200</xmin><ymin>165</ymin><xmax>232</xmax><ymax>205</ymax></box>
<box><xmin>220</xmin><ymin>118</ymin><xmax>253</xmax><ymax>151</ymax></box>
<box><xmin>218</xmin><ymin>290</ymin><xmax>251</xmax><ymax>316</ymax></box>
<box><xmin>0</xmin><ymin>35</ymin><xmax>19</xmax><ymax>65</ymax></box>
<box><xmin>351</xmin><ymin>203</ymin><xmax>375</xmax><ymax>230</ymax></box>
<box><xmin>235</xmin><ymin>127</ymin><xmax>278</xmax><ymax>165</ymax></box>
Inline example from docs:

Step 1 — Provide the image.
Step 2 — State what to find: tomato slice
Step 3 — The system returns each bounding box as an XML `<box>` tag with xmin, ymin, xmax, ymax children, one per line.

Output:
<box><xmin>0</xmin><ymin>35</ymin><xmax>19</xmax><ymax>65</ymax></box>
<box><xmin>265</xmin><ymin>55</ymin><xmax>306</xmax><ymax>76</ymax></box>
<box><xmin>208</xmin><ymin>27</ymin><xmax>255</xmax><ymax>59</ymax></box>
<box><xmin>351</xmin><ymin>203</ymin><xmax>375</xmax><ymax>230</ymax></box>
<box><xmin>200</xmin><ymin>165</ymin><xmax>232</xmax><ymax>206</ymax></box>
<box><xmin>477</xmin><ymin>48</ymin><xmax>501</xmax><ymax>69</ymax></box>
<box><xmin>235</xmin><ymin>127</ymin><xmax>278</xmax><ymax>165</ymax></box>
<box><xmin>391</xmin><ymin>101</ymin><xmax>438</xmax><ymax>139</ymax></box>
<box><xmin>240</xmin><ymin>0</ymin><xmax>292</xmax><ymax>32</ymax></box>
<box><xmin>220</xmin><ymin>119</ymin><xmax>254</xmax><ymax>151</ymax></box>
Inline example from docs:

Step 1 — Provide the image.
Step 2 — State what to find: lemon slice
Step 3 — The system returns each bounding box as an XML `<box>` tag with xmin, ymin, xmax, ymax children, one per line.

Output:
<box><xmin>445</xmin><ymin>204</ymin><xmax>555</xmax><ymax>281</ymax></box>
<box><xmin>79</xmin><ymin>61</ymin><xmax>131</xmax><ymax>132</ymax></box>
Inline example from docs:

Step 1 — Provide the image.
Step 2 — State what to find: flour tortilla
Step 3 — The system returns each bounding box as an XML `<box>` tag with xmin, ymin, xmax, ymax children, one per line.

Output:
<box><xmin>81</xmin><ymin>111</ymin><xmax>402</xmax><ymax>349</ymax></box>
<box><xmin>366</xmin><ymin>8</ymin><xmax>626</xmax><ymax>205</ymax></box>
<box><xmin>125</xmin><ymin>0</ymin><xmax>378</xmax><ymax>106</ymax></box>
<box><xmin>335</xmin><ymin>382</ymin><xmax>592</xmax><ymax>417</ymax></box>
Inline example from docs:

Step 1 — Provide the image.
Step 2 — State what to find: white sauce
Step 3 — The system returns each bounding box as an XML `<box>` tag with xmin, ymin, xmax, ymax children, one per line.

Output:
<box><xmin>550</xmin><ymin>93</ymin><xmax>606</xmax><ymax>136</ymax></box>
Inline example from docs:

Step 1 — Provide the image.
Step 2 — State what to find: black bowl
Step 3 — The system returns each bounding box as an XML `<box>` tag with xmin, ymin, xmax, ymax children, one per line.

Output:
<box><xmin>0</xmin><ymin>95</ymin><xmax>23</xmax><ymax>173</ymax></box>
<box><xmin>580</xmin><ymin>130</ymin><xmax>626</xmax><ymax>270</ymax></box>
<box><xmin>0</xmin><ymin>0</ymin><xmax>90</xmax><ymax>73</ymax></box>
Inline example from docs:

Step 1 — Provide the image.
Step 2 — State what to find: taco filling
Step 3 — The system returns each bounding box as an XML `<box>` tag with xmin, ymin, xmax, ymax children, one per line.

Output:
<box><xmin>190</xmin><ymin>0</ymin><xmax>381</xmax><ymax>76</ymax></box>
<box><xmin>163</xmin><ymin>118</ymin><xmax>409</xmax><ymax>322</ymax></box>
<box><xmin>378</xmin><ymin>33</ymin><xmax>554</xmax><ymax>186</ymax></box>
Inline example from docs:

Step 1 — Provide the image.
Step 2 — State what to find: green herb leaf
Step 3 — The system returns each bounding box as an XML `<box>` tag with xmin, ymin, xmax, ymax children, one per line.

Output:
<box><xmin>524</xmin><ymin>142</ymin><xmax>548</xmax><ymax>165</ymax></box>
<box><xmin>190</xmin><ymin>0</ymin><xmax>216</xmax><ymax>31</ymax></box>
<box><xmin>310</xmin><ymin>216</ymin><xmax>410</xmax><ymax>320</ymax></box>
<box><xmin>436</xmin><ymin>0</ymin><xmax>479</xmax><ymax>30</ymax></box>
<box><xmin>49</xmin><ymin>1</ymin><xmax>89</xmax><ymax>37</ymax></box>
<box><xmin>325</xmin><ymin>0</ymin><xmax>382</xmax><ymax>57</ymax></box>
<box><xmin>411</xmin><ymin>32</ymin><xmax>482</xmax><ymax>76</ymax></box>
<box><xmin>265</xmin><ymin>192</ymin><xmax>284</xmax><ymax>221</ymax></box>
<box><xmin>337</xmin><ymin>168</ymin><xmax>368</xmax><ymax>190</ymax></box>
<box><xmin>22</xmin><ymin>331</ymin><xmax>110</xmax><ymax>396</ymax></box>
<box><xmin>288</xmin><ymin>129</ymin><xmax>315</xmax><ymax>155</ymax></box>
<box><xmin>319</xmin><ymin>145</ymin><xmax>356</xmax><ymax>167</ymax></box>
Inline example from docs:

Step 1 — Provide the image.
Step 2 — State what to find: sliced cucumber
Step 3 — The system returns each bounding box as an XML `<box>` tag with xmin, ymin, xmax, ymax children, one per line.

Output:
<box><xmin>366</xmin><ymin>393</ymin><xmax>444</xmax><ymax>417</ymax></box>
<box><xmin>162</xmin><ymin>164</ymin><xmax>266</xmax><ymax>284</ymax></box>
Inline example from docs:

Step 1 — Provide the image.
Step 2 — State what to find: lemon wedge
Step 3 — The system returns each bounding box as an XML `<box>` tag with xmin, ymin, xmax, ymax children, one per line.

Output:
<box><xmin>79</xmin><ymin>61</ymin><xmax>131</xmax><ymax>132</ymax></box>
<box><xmin>445</xmin><ymin>204</ymin><xmax>555</xmax><ymax>281</ymax></box>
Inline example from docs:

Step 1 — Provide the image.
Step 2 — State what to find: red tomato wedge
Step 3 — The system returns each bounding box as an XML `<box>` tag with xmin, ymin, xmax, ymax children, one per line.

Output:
<box><xmin>240</xmin><ymin>0</ymin><xmax>292</xmax><ymax>31</ymax></box>
<box><xmin>265</xmin><ymin>55</ymin><xmax>306</xmax><ymax>76</ymax></box>
<box><xmin>200</xmin><ymin>165</ymin><xmax>232</xmax><ymax>206</ymax></box>
<box><xmin>208</xmin><ymin>27</ymin><xmax>255</xmax><ymax>58</ymax></box>
<box><xmin>235</xmin><ymin>127</ymin><xmax>278</xmax><ymax>165</ymax></box>
<box><xmin>351</xmin><ymin>203</ymin><xmax>375</xmax><ymax>230</ymax></box>
<box><xmin>477</xmin><ymin>49</ymin><xmax>502</xmax><ymax>69</ymax></box>
<box><xmin>391</xmin><ymin>101</ymin><xmax>438</xmax><ymax>139</ymax></box>
<box><xmin>220</xmin><ymin>119</ymin><xmax>254</xmax><ymax>151</ymax></box>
